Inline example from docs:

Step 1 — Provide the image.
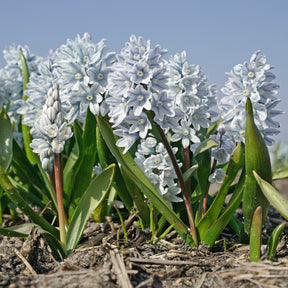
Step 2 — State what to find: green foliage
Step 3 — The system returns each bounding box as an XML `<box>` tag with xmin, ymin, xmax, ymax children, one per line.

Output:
<box><xmin>96</xmin><ymin>115</ymin><xmax>194</xmax><ymax>245</ymax></box>
<box><xmin>0</xmin><ymin>109</ymin><xmax>13</xmax><ymax>172</ymax></box>
<box><xmin>242</xmin><ymin>98</ymin><xmax>272</xmax><ymax>242</ymax></box>
<box><xmin>254</xmin><ymin>171</ymin><xmax>288</xmax><ymax>220</ymax></box>
<box><xmin>249</xmin><ymin>206</ymin><xmax>262</xmax><ymax>262</ymax></box>
<box><xmin>267</xmin><ymin>222</ymin><xmax>287</xmax><ymax>261</ymax></box>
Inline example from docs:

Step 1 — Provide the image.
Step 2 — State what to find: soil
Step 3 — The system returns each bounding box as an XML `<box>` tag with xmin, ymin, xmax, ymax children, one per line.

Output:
<box><xmin>1</xmin><ymin>179</ymin><xmax>288</xmax><ymax>288</ymax></box>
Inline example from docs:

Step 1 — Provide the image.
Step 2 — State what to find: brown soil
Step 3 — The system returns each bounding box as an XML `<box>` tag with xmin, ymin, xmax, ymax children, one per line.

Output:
<box><xmin>1</xmin><ymin>180</ymin><xmax>288</xmax><ymax>288</ymax></box>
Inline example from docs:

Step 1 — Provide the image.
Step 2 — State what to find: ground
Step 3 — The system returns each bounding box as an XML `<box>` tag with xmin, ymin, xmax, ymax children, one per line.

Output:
<box><xmin>1</xmin><ymin>179</ymin><xmax>288</xmax><ymax>288</ymax></box>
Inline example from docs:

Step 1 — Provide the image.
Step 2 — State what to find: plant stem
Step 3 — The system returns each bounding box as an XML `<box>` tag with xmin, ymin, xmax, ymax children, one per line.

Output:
<box><xmin>153</xmin><ymin>120</ymin><xmax>198</xmax><ymax>246</ymax></box>
<box><xmin>54</xmin><ymin>153</ymin><xmax>66</xmax><ymax>248</ymax></box>
<box><xmin>183</xmin><ymin>147</ymin><xmax>191</xmax><ymax>196</ymax></box>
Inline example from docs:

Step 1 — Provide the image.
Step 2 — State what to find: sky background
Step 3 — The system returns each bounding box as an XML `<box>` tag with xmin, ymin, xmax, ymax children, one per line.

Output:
<box><xmin>0</xmin><ymin>0</ymin><xmax>287</xmax><ymax>142</ymax></box>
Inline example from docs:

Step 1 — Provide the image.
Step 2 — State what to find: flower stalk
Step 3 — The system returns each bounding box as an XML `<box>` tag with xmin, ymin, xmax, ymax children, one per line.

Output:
<box><xmin>54</xmin><ymin>153</ymin><xmax>66</xmax><ymax>248</ymax></box>
<box><xmin>153</xmin><ymin>119</ymin><xmax>198</xmax><ymax>246</ymax></box>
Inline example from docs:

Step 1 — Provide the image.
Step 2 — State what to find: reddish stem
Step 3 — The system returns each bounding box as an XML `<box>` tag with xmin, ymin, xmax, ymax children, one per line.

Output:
<box><xmin>54</xmin><ymin>153</ymin><xmax>66</xmax><ymax>248</ymax></box>
<box><xmin>153</xmin><ymin>120</ymin><xmax>198</xmax><ymax>246</ymax></box>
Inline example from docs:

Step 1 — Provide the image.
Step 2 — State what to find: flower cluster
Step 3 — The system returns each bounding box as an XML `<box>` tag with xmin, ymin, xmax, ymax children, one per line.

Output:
<box><xmin>106</xmin><ymin>35</ymin><xmax>174</xmax><ymax>153</ymax></box>
<box><xmin>219</xmin><ymin>50</ymin><xmax>283</xmax><ymax>145</ymax></box>
<box><xmin>0</xmin><ymin>44</ymin><xmax>42</xmax><ymax>123</ymax></box>
<box><xmin>165</xmin><ymin>51</ymin><xmax>217</xmax><ymax>148</ymax></box>
<box><xmin>30</xmin><ymin>84</ymin><xmax>73</xmax><ymax>173</ymax></box>
<box><xmin>17</xmin><ymin>59</ymin><xmax>56</xmax><ymax>127</ymax></box>
<box><xmin>135</xmin><ymin>137</ymin><xmax>182</xmax><ymax>207</ymax></box>
<box><xmin>53</xmin><ymin>33</ymin><xmax>115</xmax><ymax>123</ymax></box>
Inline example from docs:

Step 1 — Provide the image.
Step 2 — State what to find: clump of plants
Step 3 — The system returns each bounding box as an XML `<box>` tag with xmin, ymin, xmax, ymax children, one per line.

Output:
<box><xmin>0</xmin><ymin>34</ymin><xmax>287</xmax><ymax>261</ymax></box>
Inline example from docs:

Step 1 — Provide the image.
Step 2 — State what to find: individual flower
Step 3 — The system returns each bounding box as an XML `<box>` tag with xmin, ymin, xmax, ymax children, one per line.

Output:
<box><xmin>170</xmin><ymin>119</ymin><xmax>200</xmax><ymax>148</ymax></box>
<box><xmin>208</xmin><ymin>168</ymin><xmax>226</xmax><ymax>184</ymax></box>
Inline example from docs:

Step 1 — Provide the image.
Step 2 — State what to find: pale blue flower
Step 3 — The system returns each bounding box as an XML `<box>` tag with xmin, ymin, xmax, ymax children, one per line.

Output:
<box><xmin>208</xmin><ymin>168</ymin><xmax>226</xmax><ymax>184</ymax></box>
<box><xmin>170</xmin><ymin>119</ymin><xmax>200</xmax><ymax>148</ymax></box>
<box><xmin>126</xmin><ymin>85</ymin><xmax>152</xmax><ymax>116</ymax></box>
<box><xmin>161</xmin><ymin>184</ymin><xmax>183</xmax><ymax>208</ymax></box>
<box><xmin>129</xmin><ymin>61</ymin><xmax>151</xmax><ymax>84</ymax></box>
<box><xmin>126</xmin><ymin>112</ymin><xmax>152</xmax><ymax>139</ymax></box>
<box><xmin>68</xmin><ymin>82</ymin><xmax>103</xmax><ymax>117</ymax></box>
<box><xmin>220</xmin><ymin>50</ymin><xmax>282</xmax><ymax>145</ymax></box>
<box><xmin>114</xmin><ymin>127</ymin><xmax>139</xmax><ymax>154</ymax></box>
<box><xmin>107</xmin><ymin>35</ymin><xmax>169</xmax><ymax>152</ymax></box>
<box><xmin>30</xmin><ymin>84</ymin><xmax>73</xmax><ymax>172</ymax></box>
<box><xmin>151</xmin><ymin>91</ymin><xmax>174</xmax><ymax>121</ymax></box>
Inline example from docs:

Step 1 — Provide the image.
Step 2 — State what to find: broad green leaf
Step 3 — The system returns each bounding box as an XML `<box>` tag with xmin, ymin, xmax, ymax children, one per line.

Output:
<box><xmin>0</xmin><ymin>109</ymin><xmax>13</xmax><ymax>171</ymax></box>
<box><xmin>242</xmin><ymin>98</ymin><xmax>272</xmax><ymax>240</ymax></box>
<box><xmin>0</xmin><ymin>227</ymin><xmax>27</xmax><ymax>237</ymax></box>
<box><xmin>20</xmin><ymin>49</ymin><xmax>36</xmax><ymax>164</ymax></box>
<box><xmin>254</xmin><ymin>171</ymin><xmax>288</xmax><ymax>220</ymax></box>
<box><xmin>66</xmin><ymin>164</ymin><xmax>115</xmax><ymax>254</ymax></box>
<box><xmin>197</xmin><ymin>143</ymin><xmax>244</xmax><ymax>238</ymax></box>
<box><xmin>267</xmin><ymin>222</ymin><xmax>287</xmax><ymax>261</ymax></box>
<box><xmin>183</xmin><ymin>164</ymin><xmax>198</xmax><ymax>183</ymax></box>
<box><xmin>11</xmin><ymin>139</ymin><xmax>47</xmax><ymax>198</ymax></box>
<box><xmin>273</xmin><ymin>168</ymin><xmax>288</xmax><ymax>180</ymax></box>
<box><xmin>121</xmin><ymin>166</ymin><xmax>150</xmax><ymax>226</ymax></box>
<box><xmin>195</xmin><ymin>149</ymin><xmax>211</xmax><ymax>223</ymax></box>
<box><xmin>69</xmin><ymin>109</ymin><xmax>97</xmax><ymax>206</ymax></box>
<box><xmin>201</xmin><ymin>169</ymin><xmax>245</xmax><ymax>247</ymax></box>
<box><xmin>249</xmin><ymin>206</ymin><xmax>262</xmax><ymax>262</ymax></box>
<box><xmin>96</xmin><ymin>116</ymin><xmax>193</xmax><ymax>245</ymax></box>
<box><xmin>63</xmin><ymin>121</ymin><xmax>83</xmax><ymax>203</ymax></box>
<box><xmin>96</xmin><ymin>125</ymin><xmax>133</xmax><ymax>210</ymax></box>
<box><xmin>0</xmin><ymin>165</ymin><xmax>59</xmax><ymax>238</ymax></box>
<box><xmin>194</xmin><ymin>138</ymin><xmax>218</xmax><ymax>157</ymax></box>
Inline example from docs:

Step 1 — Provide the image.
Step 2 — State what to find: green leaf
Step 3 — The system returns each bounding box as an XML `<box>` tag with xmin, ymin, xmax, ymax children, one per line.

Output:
<box><xmin>197</xmin><ymin>143</ymin><xmax>244</xmax><ymax>239</ymax></box>
<box><xmin>0</xmin><ymin>165</ymin><xmax>59</xmax><ymax>238</ymax></box>
<box><xmin>267</xmin><ymin>222</ymin><xmax>287</xmax><ymax>261</ymax></box>
<box><xmin>11</xmin><ymin>139</ymin><xmax>46</xmax><ymax>197</ymax></box>
<box><xmin>183</xmin><ymin>164</ymin><xmax>198</xmax><ymax>183</ymax></box>
<box><xmin>63</xmin><ymin>121</ymin><xmax>83</xmax><ymax>203</ymax></box>
<box><xmin>66</xmin><ymin>164</ymin><xmax>115</xmax><ymax>254</ymax></box>
<box><xmin>273</xmin><ymin>168</ymin><xmax>288</xmax><ymax>180</ymax></box>
<box><xmin>0</xmin><ymin>227</ymin><xmax>28</xmax><ymax>237</ymax></box>
<box><xmin>201</xmin><ymin>169</ymin><xmax>245</xmax><ymax>247</ymax></box>
<box><xmin>194</xmin><ymin>138</ymin><xmax>218</xmax><ymax>157</ymax></box>
<box><xmin>0</xmin><ymin>109</ymin><xmax>13</xmax><ymax>172</ymax></box>
<box><xmin>195</xmin><ymin>149</ymin><xmax>211</xmax><ymax>223</ymax></box>
<box><xmin>96</xmin><ymin>116</ymin><xmax>193</xmax><ymax>245</ymax></box>
<box><xmin>70</xmin><ymin>108</ymin><xmax>97</xmax><ymax>205</ymax></box>
<box><xmin>242</xmin><ymin>98</ymin><xmax>272</xmax><ymax>240</ymax></box>
<box><xmin>120</xmin><ymin>166</ymin><xmax>150</xmax><ymax>226</ymax></box>
<box><xmin>254</xmin><ymin>171</ymin><xmax>288</xmax><ymax>220</ymax></box>
<box><xmin>96</xmin><ymin>125</ymin><xmax>133</xmax><ymax>210</ymax></box>
<box><xmin>20</xmin><ymin>49</ymin><xmax>29</xmax><ymax>96</ymax></box>
<box><xmin>20</xmin><ymin>49</ymin><xmax>36</xmax><ymax>165</ymax></box>
<box><xmin>249</xmin><ymin>206</ymin><xmax>262</xmax><ymax>262</ymax></box>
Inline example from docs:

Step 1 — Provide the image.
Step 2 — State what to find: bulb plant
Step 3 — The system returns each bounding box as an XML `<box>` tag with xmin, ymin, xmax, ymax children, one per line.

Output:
<box><xmin>0</xmin><ymin>34</ymin><xmax>287</xmax><ymax>261</ymax></box>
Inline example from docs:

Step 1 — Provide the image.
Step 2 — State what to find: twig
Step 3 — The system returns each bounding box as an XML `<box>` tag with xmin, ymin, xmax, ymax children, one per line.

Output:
<box><xmin>126</xmin><ymin>257</ymin><xmax>210</xmax><ymax>266</ymax></box>
<box><xmin>14</xmin><ymin>248</ymin><xmax>37</xmax><ymax>275</ymax></box>
<box><xmin>110</xmin><ymin>249</ymin><xmax>133</xmax><ymax>288</ymax></box>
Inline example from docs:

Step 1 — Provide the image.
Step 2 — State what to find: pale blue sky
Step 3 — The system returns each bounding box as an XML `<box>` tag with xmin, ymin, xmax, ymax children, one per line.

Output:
<box><xmin>0</xmin><ymin>0</ymin><xmax>287</xmax><ymax>141</ymax></box>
